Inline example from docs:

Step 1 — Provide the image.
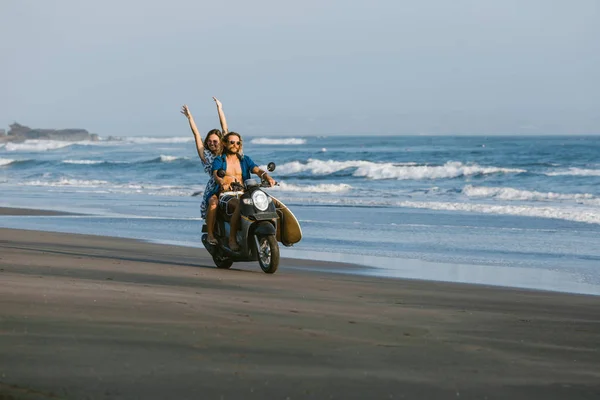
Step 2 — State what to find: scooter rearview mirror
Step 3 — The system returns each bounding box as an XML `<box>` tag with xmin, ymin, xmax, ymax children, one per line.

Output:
<box><xmin>267</xmin><ymin>162</ymin><xmax>276</xmax><ymax>172</ymax></box>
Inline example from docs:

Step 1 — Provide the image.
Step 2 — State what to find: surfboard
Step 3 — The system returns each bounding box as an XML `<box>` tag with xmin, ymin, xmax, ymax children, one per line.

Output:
<box><xmin>271</xmin><ymin>196</ymin><xmax>302</xmax><ymax>246</ymax></box>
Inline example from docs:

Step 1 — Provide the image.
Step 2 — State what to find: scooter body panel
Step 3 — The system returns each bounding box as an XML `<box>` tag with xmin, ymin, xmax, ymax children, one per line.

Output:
<box><xmin>200</xmin><ymin>172</ymin><xmax>287</xmax><ymax>272</ymax></box>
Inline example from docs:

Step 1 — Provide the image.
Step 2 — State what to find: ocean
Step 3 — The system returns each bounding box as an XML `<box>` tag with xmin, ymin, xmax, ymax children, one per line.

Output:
<box><xmin>1</xmin><ymin>135</ymin><xmax>599</xmax><ymax>295</ymax></box>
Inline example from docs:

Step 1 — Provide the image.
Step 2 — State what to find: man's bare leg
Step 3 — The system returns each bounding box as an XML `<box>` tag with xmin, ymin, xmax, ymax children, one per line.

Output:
<box><xmin>206</xmin><ymin>195</ymin><xmax>218</xmax><ymax>244</ymax></box>
<box><xmin>228</xmin><ymin>198</ymin><xmax>241</xmax><ymax>251</ymax></box>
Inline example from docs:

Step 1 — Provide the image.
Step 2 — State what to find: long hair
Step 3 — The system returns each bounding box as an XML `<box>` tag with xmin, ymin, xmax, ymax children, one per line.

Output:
<box><xmin>204</xmin><ymin>129</ymin><xmax>223</xmax><ymax>155</ymax></box>
<box><xmin>223</xmin><ymin>131</ymin><xmax>243</xmax><ymax>157</ymax></box>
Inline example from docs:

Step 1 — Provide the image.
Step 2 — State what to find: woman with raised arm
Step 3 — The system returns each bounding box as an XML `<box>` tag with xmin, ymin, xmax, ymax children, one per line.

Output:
<box><xmin>181</xmin><ymin>97</ymin><xmax>229</xmax><ymax>245</ymax></box>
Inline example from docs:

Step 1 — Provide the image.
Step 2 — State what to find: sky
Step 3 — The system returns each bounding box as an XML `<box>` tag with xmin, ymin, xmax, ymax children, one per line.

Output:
<box><xmin>1</xmin><ymin>0</ymin><xmax>599</xmax><ymax>136</ymax></box>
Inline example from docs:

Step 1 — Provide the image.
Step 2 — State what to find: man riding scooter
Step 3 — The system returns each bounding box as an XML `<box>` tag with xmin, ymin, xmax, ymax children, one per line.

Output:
<box><xmin>211</xmin><ymin>132</ymin><xmax>276</xmax><ymax>251</ymax></box>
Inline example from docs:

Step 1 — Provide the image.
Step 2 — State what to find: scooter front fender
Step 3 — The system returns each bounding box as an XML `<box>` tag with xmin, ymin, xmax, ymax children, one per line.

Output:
<box><xmin>252</xmin><ymin>221</ymin><xmax>276</xmax><ymax>236</ymax></box>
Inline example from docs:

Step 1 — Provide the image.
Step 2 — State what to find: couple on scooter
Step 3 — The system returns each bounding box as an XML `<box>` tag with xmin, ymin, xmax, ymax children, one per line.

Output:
<box><xmin>181</xmin><ymin>98</ymin><xmax>276</xmax><ymax>252</ymax></box>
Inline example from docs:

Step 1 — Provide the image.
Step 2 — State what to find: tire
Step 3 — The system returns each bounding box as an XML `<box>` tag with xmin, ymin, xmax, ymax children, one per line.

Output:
<box><xmin>256</xmin><ymin>235</ymin><xmax>279</xmax><ymax>274</ymax></box>
<box><xmin>213</xmin><ymin>255</ymin><xmax>233</xmax><ymax>269</ymax></box>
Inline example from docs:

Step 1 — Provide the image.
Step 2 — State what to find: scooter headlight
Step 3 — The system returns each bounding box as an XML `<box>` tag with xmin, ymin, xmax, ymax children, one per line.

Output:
<box><xmin>252</xmin><ymin>191</ymin><xmax>269</xmax><ymax>211</ymax></box>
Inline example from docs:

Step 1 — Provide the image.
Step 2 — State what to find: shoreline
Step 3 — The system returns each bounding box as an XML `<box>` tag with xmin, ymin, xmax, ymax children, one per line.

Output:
<box><xmin>1</xmin><ymin>226</ymin><xmax>599</xmax><ymax>398</ymax></box>
<box><xmin>1</xmin><ymin>205</ymin><xmax>599</xmax><ymax>296</ymax></box>
<box><xmin>0</xmin><ymin>206</ymin><xmax>78</xmax><ymax>216</ymax></box>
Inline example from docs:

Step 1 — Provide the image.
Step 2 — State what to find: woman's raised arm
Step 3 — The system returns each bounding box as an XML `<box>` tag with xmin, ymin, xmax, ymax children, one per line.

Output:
<box><xmin>181</xmin><ymin>104</ymin><xmax>206</xmax><ymax>163</ymax></box>
<box><xmin>213</xmin><ymin>97</ymin><xmax>228</xmax><ymax>134</ymax></box>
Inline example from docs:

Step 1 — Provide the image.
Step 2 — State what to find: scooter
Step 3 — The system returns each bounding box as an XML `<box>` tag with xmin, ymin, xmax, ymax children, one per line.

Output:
<box><xmin>201</xmin><ymin>163</ymin><xmax>281</xmax><ymax>273</ymax></box>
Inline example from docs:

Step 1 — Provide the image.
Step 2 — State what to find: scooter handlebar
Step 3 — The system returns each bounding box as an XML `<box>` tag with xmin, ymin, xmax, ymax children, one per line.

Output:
<box><xmin>260</xmin><ymin>181</ymin><xmax>278</xmax><ymax>188</ymax></box>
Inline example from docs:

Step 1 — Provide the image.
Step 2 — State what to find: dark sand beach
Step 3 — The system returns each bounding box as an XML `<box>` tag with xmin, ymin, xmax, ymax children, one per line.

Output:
<box><xmin>0</xmin><ymin>207</ymin><xmax>76</xmax><ymax>216</ymax></box>
<box><xmin>1</xmin><ymin>209</ymin><xmax>599</xmax><ymax>399</ymax></box>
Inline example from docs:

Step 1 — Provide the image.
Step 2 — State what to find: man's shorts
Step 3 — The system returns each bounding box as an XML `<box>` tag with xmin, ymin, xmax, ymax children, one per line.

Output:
<box><xmin>218</xmin><ymin>193</ymin><xmax>242</xmax><ymax>216</ymax></box>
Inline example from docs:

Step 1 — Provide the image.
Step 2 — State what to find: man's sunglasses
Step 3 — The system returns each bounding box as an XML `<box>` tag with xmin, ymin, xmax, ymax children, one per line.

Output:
<box><xmin>228</xmin><ymin>140</ymin><xmax>241</xmax><ymax>145</ymax></box>
<box><xmin>207</xmin><ymin>140</ymin><xmax>220</xmax><ymax>144</ymax></box>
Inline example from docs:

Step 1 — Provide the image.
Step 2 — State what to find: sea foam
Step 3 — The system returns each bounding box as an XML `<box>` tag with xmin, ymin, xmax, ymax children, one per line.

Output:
<box><xmin>545</xmin><ymin>168</ymin><xmax>600</xmax><ymax>177</ymax></box>
<box><xmin>396</xmin><ymin>201</ymin><xmax>600</xmax><ymax>225</ymax></box>
<box><xmin>277</xmin><ymin>159</ymin><xmax>525</xmax><ymax>180</ymax></box>
<box><xmin>277</xmin><ymin>159</ymin><xmax>372</xmax><ymax>175</ymax></box>
<box><xmin>275</xmin><ymin>182</ymin><xmax>353</xmax><ymax>193</ymax></box>
<box><xmin>250</xmin><ymin>138</ymin><xmax>306</xmax><ymax>145</ymax></box>
<box><xmin>62</xmin><ymin>159</ymin><xmax>104</xmax><ymax>165</ymax></box>
<box><xmin>59</xmin><ymin>156</ymin><xmax>188</xmax><ymax>165</ymax></box>
<box><xmin>20</xmin><ymin>178</ymin><xmax>110</xmax><ymax>187</ymax></box>
<box><xmin>354</xmin><ymin>161</ymin><xmax>526</xmax><ymax>180</ymax></box>
<box><xmin>0</xmin><ymin>158</ymin><xmax>15</xmax><ymax>166</ymax></box>
<box><xmin>462</xmin><ymin>185</ymin><xmax>600</xmax><ymax>205</ymax></box>
<box><xmin>269</xmin><ymin>193</ymin><xmax>600</xmax><ymax>225</ymax></box>
<box><xmin>15</xmin><ymin>179</ymin><xmax>193</xmax><ymax>196</ymax></box>
<box><xmin>158</xmin><ymin>155</ymin><xmax>186</xmax><ymax>162</ymax></box>
<box><xmin>123</xmin><ymin>137</ymin><xmax>192</xmax><ymax>144</ymax></box>
<box><xmin>3</xmin><ymin>140</ymin><xmax>75</xmax><ymax>152</ymax></box>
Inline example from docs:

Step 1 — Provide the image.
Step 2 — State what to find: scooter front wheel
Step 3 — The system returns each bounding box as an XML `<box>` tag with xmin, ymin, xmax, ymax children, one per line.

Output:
<box><xmin>256</xmin><ymin>235</ymin><xmax>280</xmax><ymax>274</ymax></box>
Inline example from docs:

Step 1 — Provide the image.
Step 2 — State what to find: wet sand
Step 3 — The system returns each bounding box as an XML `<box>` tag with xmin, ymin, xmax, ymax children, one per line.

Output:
<box><xmin>0</xmin><ymin>207</ymin><xmax>77</xmax><ymax>216</ymax></box>
<box><xmin>1</xmin><ymin>215</ymin><xmax>599</xmax><ymax>399</ymax></box>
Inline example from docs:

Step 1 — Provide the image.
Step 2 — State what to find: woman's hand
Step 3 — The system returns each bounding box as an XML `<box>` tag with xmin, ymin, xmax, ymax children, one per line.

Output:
<box><xmin>212</xmin><ymin>97</ymin><xmax>222</xmax><ymax>109</ymax></box>
<box><xmin>181</xmin><ymin>104</ymin><xmax>191</xmax><ymax>119</ymax></box>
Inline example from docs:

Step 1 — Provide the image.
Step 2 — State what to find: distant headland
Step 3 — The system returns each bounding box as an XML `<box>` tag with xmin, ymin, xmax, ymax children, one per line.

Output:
<box><xmin>0</xmin><ymin>123</ymin><xmax>99</xmax><ymax>143</ymax></box>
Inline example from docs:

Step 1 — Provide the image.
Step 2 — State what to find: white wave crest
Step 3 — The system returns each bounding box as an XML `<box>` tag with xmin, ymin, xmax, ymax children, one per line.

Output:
<box><xmin>62</xmin><ymin>159</ymin><xmax>103</xmax><ymax>165</ymax></box>
<box><xmin>0</xmin><ymin>158</ymin><xmax>16</xmax><ymax>166</ymax></box>
<box><xmin>20</xmin><ymin>178</ymin><xmax>109</xmax><ymax>187</ymax></box>
<box><xmin>277</xmin><ymin>159</ymin><xmax>525</xmax><ymax>180</ymax></box>
<box><xmin>123</xmin><ymin>137</ymin><xmax>192</xmax><ymax>144</ymax></box>
<box><xmin>250</xmin><ymin>138</ymin><xmax>306</xmax><ymax>145</ymax></box>
<box><xmin>58</xmin><ymin>156</ymin><xmax>185</xmax><ymax>165</ymax></box>
<box><xmin>397</xmin><ymin>201</ymin><xmax>600</xmax><ymax>225</ymax></box>
<box><xmin>462</xmin><ymin>185</ymin><xmax>600</xmax><ymax>205</ymax></box>
<box><xmin>274</xmin><ymin>182</ymin><xmax>353</xmax><ymax>193</ymax></box>
<box><xmin>355</xmin><ymin>161</ymin><xmax>525</xmax><ymax>180</ymax></box>
<box><xmin>15</xmin><ymin>180</ymin><xmax>193</xmax><ymax>195</ymax></box>
<box><xmin>271</xmin><ymin>196</ymin><xmax>599</xmax><ymax>224</ymax></box>
<box><xmin>3</xmin><ymin>140</ymin><xmax>75</xmax><ymax>152</ymax></box>
<box><xmin>159</xmin><ymin>155</ymin><xmax>184</xmax><ymax>162</ymax></box>
<box><xmin>101</xmin><ymin>183</ymin><xmax>191</xmax><ymax>196</ymax></box>
<box><xmin>277</xmin><ymin>159</ymin><xmax>372</xmax><ymax>175</ymax></box>
<box><xmin>545</xmin><ymin>168</ymin><xmax>600</xmax><ymax>177</ymax></box>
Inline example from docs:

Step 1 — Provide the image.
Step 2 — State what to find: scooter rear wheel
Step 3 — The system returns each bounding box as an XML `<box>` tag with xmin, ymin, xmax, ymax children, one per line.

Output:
<box><xmin>257</xmin><ymin>235</ymin><xmax>279</xmax><ymax>274</ymax></box>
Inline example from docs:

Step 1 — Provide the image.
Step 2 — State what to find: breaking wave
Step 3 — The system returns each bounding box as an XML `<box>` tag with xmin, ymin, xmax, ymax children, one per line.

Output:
<box><xmin>145</xmin><ymin>155</ymin><xmax>189</xmax><ymax>163</ymax></box>
<box><xmin>20</xmin><ymin>178</ymin><xmax>110</xmax><ymax>187</ymax></box>
<box><xmin>354</xmin><ymin>161</ymin><xmax>525</xmax><ymax>180</ymax></box>
<box><xmin>462</xmin><ymin>185</ymin><xmax>600</xmax><ymax>205</ymax></box>
<box><xmin>158</xmin><ymin>155</ymin><xmax>186</xmax><ymax>162</ymax></box>
<box><xmin>250</xmin><ymin>138</ymin><xmax>306</xmax><ymax>145</ymax></box>
<box><xmin>397</xmin><ymin>201</ymin><xmax>600</xmax><ymax>225</ymax></box>
<box><xmin>545</xmin><ymin>168</ymin><xmax>600</xmax><ymax>177</ymax></box>
<box><xmin>276</xmin><ymin>159</ymin><xmax>525</xmax><ymax>180</ymax></box>
<box><xmin>16</xmin><ymin>179</ymin><xmax>191</xmax><ymax>196</ymax></box>
<box><xmin>60</xmin><ymin>156</ymin><xmax>187</xmax><ymax>165</ymax></box>
<box><xmin>62</xmin><ymin>159</ymin><xmax>104</xmax><ymax>165</ymax></box>
<box><xmin>276</xmin><ymin>159</ymin><xmax>371</xmax><ymax>175</ymax></box>
<box><xmin>0</xmin><ymin>158</ymin><xmax>16</xmax><ymax>166</ymax></box>
<box><xmin>274</xmin><ymin>182</ymin><xmax>352</xmax><ymax>193</ymax></box>
<box><xmin>4</xmin><ymin>156</ymin><xmax>190</xmax><ymax>168</ymax></box>
<box><xmin>1</xmin><ymin>140</ymin><xmax>77</xmax><ymax>152</ymax></box>
<box><xmin>276</xmin><ymin>195</ymin><xmax>600</xmax><ymax>225</ymax></box>
<box><xmin>121</xmin><ymin>137</ymin><xmax>192</xmax><ymax>144</ymax></box>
